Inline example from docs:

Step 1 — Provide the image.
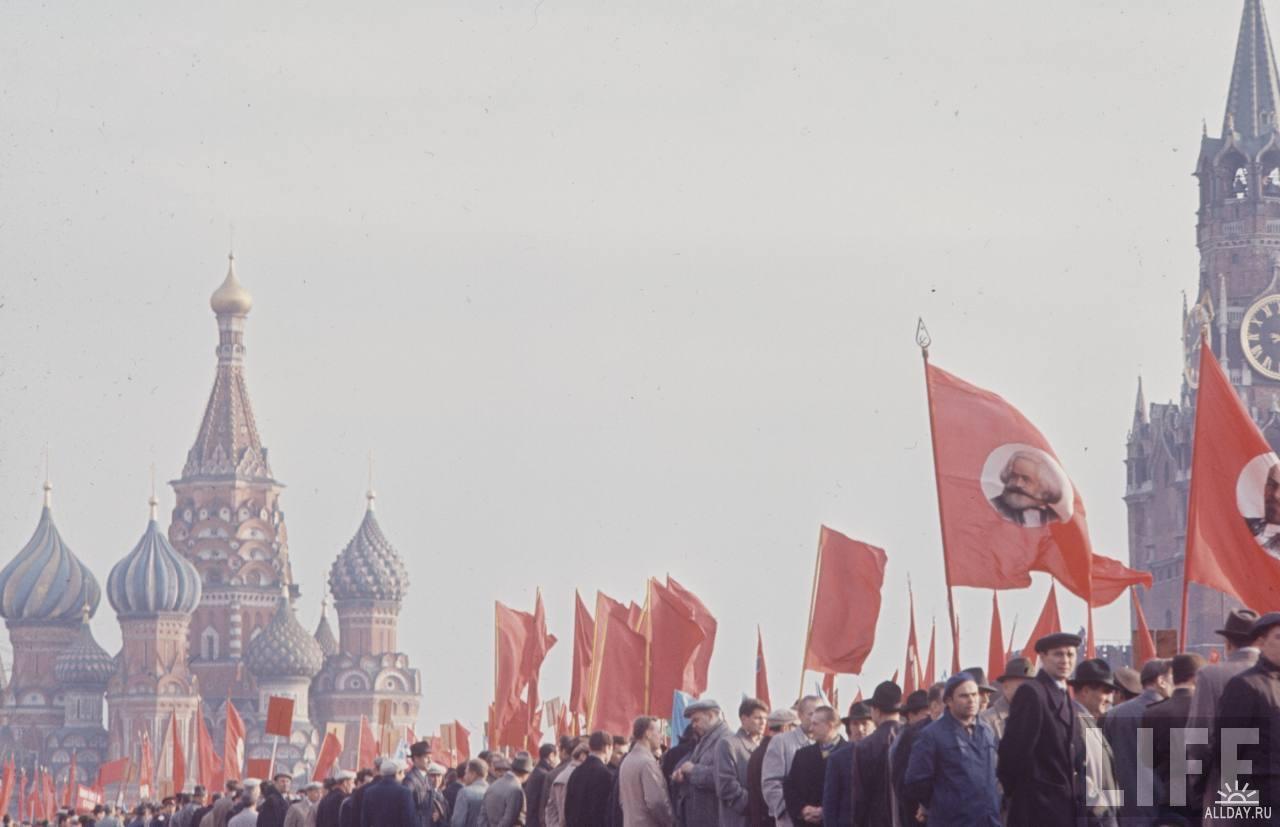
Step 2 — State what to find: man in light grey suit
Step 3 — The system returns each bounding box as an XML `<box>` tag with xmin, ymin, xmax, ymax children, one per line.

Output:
<box><xmin>1100</xmin><ymin>658</ymin><xmax>1170</xmax><ymax>825</ymax></box>
<box><xmin>478</xmin><ymin>755</ymin><xmax>530</xmax><ymax>827</ymax></box>
<box><xmin>1192</xmin><ymin>608</ymin><xmax>1260</xmax><ymax>823</ymax></box>
<box><xmin>451</xmin><ymin>760</ymin><xmax>490</xmax><ymax>827</ymax></box>
<box><xmin>760</xmin><ymin>695</ymin><xmax>819</xmax><ymax>827</ymax></box>
<box><xmin>618</xmin><ymin>717</ymin><xmax>672</xmax><ymax>827</ymax></box>
<box><xmin>714</xmin><ymin>697</ymin><xmax>768</xmax><ymax>827</ymax></box>
<box><xmin>671</xmin><ymin>699</ymin><xmax>731</xmax><ymax>826</ymax></box>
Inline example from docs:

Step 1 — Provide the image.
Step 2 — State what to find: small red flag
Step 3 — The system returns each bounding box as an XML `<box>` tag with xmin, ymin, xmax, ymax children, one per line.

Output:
<box><xmin>64</xmin><ymin>751</ymin><xmax>77</xmax><ymax>810</ymax></box>
<box><xmin>246</xmin><ymin>758</ymin><xmax>272</xmax><ymax>780</ymax></box>
<box><xmin>755</xmin><ymin>626</ymin><xmax>771</xmax><ymax>709</ymax></box>
<box><xmin>95</xmin><ymin>758</ymin><xmax>128</xmax><ymax>789</ymax></box>
<box><xmin>988</xmin><ymin>592</ymin><xmax>1004</xmax><ymax>687</ymax></box>
<box><xmin>1132</xmin><ymin>587</ymin><xmax>1157</xmax><ymax>667</ymax></box>
<box><xmin>265</xmin><ymin>697</ymin><xmax>294</xmax><ymax>738</ymax></box>
<box><xmin>823</xmin><ymin>672</ymin><xmax>837</xmax><ymax>706</ymax></box>
<box><xmin>170</xmin><ymin>711</ymin><xmax>186</xmax><ymax>795</ymax></box>
<box><xmin>223</xmin><ymin>699</ymin><xmax>246</xmax><ymax>782</ymax></box>
<box><xmin>313</xmin><ymin>730</ymin><xmax>343</xmax><ymax>781</ymax></box>
<box><xmin>645</xmin><ymin>578</ymin><xmax>705</xmax><ymax>717</ymax></box>
<box><xmin>358</xmin><ymin>715</ymin><xmax>377</xmax><ymax>770</ymax></box>
<box><xmin>195</xmin><ymin>704</ymin><xmax>220</xmax><ymax>794</ymax></box>
<box><xmin>454</xmin><ymin>720</ymin><xmax>471</xmax><ymax>763</ymax></box>
<box><xmin>802</xmin><ymin>526</ymin><xmax>886</xmax><ymax>675</ymax></box>
<box><xmin>493</xmin><ymin>601</ymin><xmax>532</xmax><ymax>735</ymax></box>
<box><xmin>569</xmin><ymin>591</ymin><xmax>596</xmax><ymax>718</ymax></box>
<box><xmin>587</xmin><ymin>608</ymin><xmax>647</xmax><ymax>735</ymax></box>
<box><xmin>902</xmin><ymin>584</ymin><xmax>922</xmax><ymax>695</ymax></box>
<box><xmin>923</xmin><ymin>621</ymin><xmax>936</xmax><ymax>686</ymax></box>
<box><xmin>665</xmin><ymin>577</ymin><xmax>718</xmax><ymax>696</ymax></box>
<box><xmin>1184</xmin><ymin>334</ymin><xmax>1280</xmax><ymax>632</ymax></box>
<box><xmin>1021</xmin><ymin>582</ymin><xmax>1063</xmax><ymax>660</ymax></box>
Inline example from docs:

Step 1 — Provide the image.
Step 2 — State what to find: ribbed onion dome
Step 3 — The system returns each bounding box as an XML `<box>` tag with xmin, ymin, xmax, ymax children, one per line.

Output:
<box><xmin>54</xmin><ymin>611</ymin><xmax>115</xmax><ymax>688</ymax></box>
<box><xmin>314</xmin><ymin>600</ymin><xmax>338</xmax><ymax>658</ymax></box>
<box><xmin>107</xmin><ymin>498</ymin><xmax>203</xmax><ymax>617</ymax></box>
<box><xmin>328</xmin><ymin>492</ymin><xmax>409</xmax><ymax>603</ymax></box>
<box><xmin>210</xmin><ymin>253</ymin><xmax>253</xmax><ymax>315</ymax></box>
<box><xmin>246</xmin><ymin>595</ymin><xmax>325</xmax><ymax>679</ymax></box>
<box><xmin>0</xmin><ymin>484</ymin><xmax>101</xmax><ymax>623</ymax></box>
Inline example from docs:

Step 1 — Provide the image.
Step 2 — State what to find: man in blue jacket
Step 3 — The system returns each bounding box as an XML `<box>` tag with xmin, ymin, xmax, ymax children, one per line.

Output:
<box><xmin>361</xmin><ymin>758</ymin><xmax>417</xmax><ymax>827</ymax></box>
<box><xmin>904</xmin><ymin>672</ymin><xmax>1001</xmax><ymax>827</ymax></box>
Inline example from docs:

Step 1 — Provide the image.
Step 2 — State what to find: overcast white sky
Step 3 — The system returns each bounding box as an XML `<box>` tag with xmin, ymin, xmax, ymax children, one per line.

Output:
<box><xmin>0</xmin><ymin>0</ymin><xmax>1241</xmax><ymax>734</ymax></box>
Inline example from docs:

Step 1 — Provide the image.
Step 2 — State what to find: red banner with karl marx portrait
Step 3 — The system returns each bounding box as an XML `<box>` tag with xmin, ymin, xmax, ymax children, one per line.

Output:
<box><xmin>1184</xmin><ymin>335</ymin><xmax>1280</xmax><ymax>630</ymax></box>
<box><xmin>924</xmin><ymin>362</ymin><xmax>1095</xmax><ymax>602</ymax></box>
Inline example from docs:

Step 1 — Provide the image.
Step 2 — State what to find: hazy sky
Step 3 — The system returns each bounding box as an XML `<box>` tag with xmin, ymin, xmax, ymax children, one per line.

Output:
<box><xmin>0</xmin><ymin>1</ymin><xmax>1242</xmax><ymax>734</ymax></box>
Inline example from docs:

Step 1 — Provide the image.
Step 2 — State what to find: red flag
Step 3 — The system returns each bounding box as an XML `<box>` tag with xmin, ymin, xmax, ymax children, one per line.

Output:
<box><xmin>755</xmin><ymin>626</ymin><xmax>771</xmax><ymax>708</ymax></box>
<box><xmin>95</xmin><ymin>757</ymin><xmax>128</xmax><ymax>790</ymax></box>
<box><xmin>1133</xmin><ymin>587</ymin><xmax>1157</xmax><ymax>667</ymax></box>
<box><xmin>587</xmin><ymin>607</ymin><xmax>647</xmax><ymax>736</ymax></box>
<box><xmin>802</xmin><ymin>526</ymin><xmax>887</xmax><ymax>675</ymax></box>
<box><xmin>522</xmin><ymin>591</ymin><xmax>557</xmax><ymax>754</ymax></box>
<box><xmin>246</xmin><ymin>758</ymin><xmax>272</xmax><ymax>780</ymax></box>
<box><xmin>665</xmin><ymin>577</ymin><xmax>718</xmax><ymax>696</ymax></box>
<box><xmin>265</xmin><ymin>697</ymin><xmax>294</xmax><ymax>738</ymax></box>
<box><xmin>988</xmin><ymin>592</ymin><xmax>1004</xmax><ymax>687</ymax></box>
<box><xmin>64</xmin><ymin>751</ymin><xmax>76</xmax><ymax>810</ymax></box>
<box><xmin>570</xmin><ymin>591</ymin><xmax>595</xmax><ymax>718</ymax></box>
<box><xmin>822</xmin><ymin>672</ymin><xmax>837</xmax><ymax>705</ymax></box>
<box><xmin>627</xmin><ymin>602</ymin><xmax>645</xmax><ymax>632</ymax></box>
<box><xmin>313</xmin><ymin>730</ymin><xmax>343</xmax><ymax>781</ymax></box>
<box><xmin>645</xmin><ymin>578</ymin><xmax>705</xmax><ymax>717</ymax></box>
<box><xmin>195</xmin><ymin>704</ymin><xmax>220</xmax><ymax>794</ymax></box>
<box><xmin>0</xmin><ymin>757</ymin><xmax>13</xmax><ymax>818</ymax></box>
<box><xmin>923</xmin><ymin>621</ymin><xmax>936</xmax><ymax>686</ymax></box>
<box><xmin>1183</xmin><ymin>335</ymin><xmax>1280</xmax><ymax>641</ymax></box>
<box><xmin>923</xmin><ymin>361</ymin><xmax>1095</xmax><ymax>601</ymax></box>
<box><xmin>358</xmin><ymin>715</ymin><xmax>377</xmax><ymax>770</ymax></box>
<box><xmin>454</xmin><ymin>720</ymin><xmax>471</xmax><ymax>763</ymax></box>
<box><xmin>1021</xmin><ymin>582</ymin><xmax>1063</xmax><ymax>660</ymax></box>
<box><xmin>170</xmin><ymin>711</ymin><xmax>186</xmax><ymax>796</ymax></box>
<box><xmin>41</xmin><ymin>767</ymin><xmax>54</xmax><ymax>821</ymax></box>
<box><xmin>223</xmin><ymin>700</ymin><xmax>245</xmax><ymax>782</ymax></box>
<box><xmin>1090</xmin><ymin>554</ymin><xmax>1153</xmax><ymax>608</ymax></box>
<box><xmin>140</xmin><ymin>731</ymin><xmax>155</xmax><ymax>801</ymax></box>
<box><xmin>494</xmin><ymin>601</ymin><xmax>533</xmax><ymax>734</ymax></box>
<box><xmin>902</xmin><ymin>584</ymin><xmax>922</xmax><ymax>695</ymax></box>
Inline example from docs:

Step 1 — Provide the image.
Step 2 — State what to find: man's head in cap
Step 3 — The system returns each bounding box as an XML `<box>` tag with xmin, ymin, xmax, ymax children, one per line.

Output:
<box><xmin>682</xmin><ymin>698</ymin><xmax>722</xmax><ymax>737</ymax></box>
<box><xmin>511</xmin><ymin>753</ymin><xmax>534</xmax><ymax>780</ymax></box>
<box><xmin>867</xmin><ymin>681</ymin><xmax>904</xmax><ymax>726</ymax></box>
<box><xmin>1253</xmin><ymin>612</ymin><xmax>1280</xmax><ymax>665</ymax></box>
<box><xmin>841</xmin><ymin>702</ymin><xmax>874</xmax><ymax>742</ymax></box>
<box><xmin>1217</xmin><ymin>608</ymin><xmax>1261</xmax><ymax>652</ymax></box>
<box><xmin>901</xmin><ymin>690</ymin><xmax>931</xmax><ymax>724</ymax></box>
<box><xmin>410</xmin><ymin>740</ymin><xmax>432</xmax><ymax>771</ymax></box>
<box><xmin>1113</xmin><ymin>666</ymin><xmax>1142</xmax><ymax>702</ymax></box>
<box><xmin>1068</xmin><ymin>658</ymin><xmax>1118</xmax><ymax>718</ymax></box>
<box><xmin>1035</xmin><ymin>631</ymin><xmax>1082</xmax><ymax>681</ymax></box>
<box><xmin>302</xmin><ymin>781</ymin><xmax>324</xmax><ymax>803</ymax></box>
<box><xmin>379</xmin><ymin>757</ymin><xmax>402</xmax><ymax>779</ymax></box>
<box><xmin>995</xmin><ymin>657</ymin><xmax>1035</xmax><ymax>704</ymax></box>
<box><xmin>766</xmin><ymin>708</ymin><xmax>800</xmax><ymax>734</ymax></box>
<box><xmin>943</xmin><ymin>672</ymin><xmax>982</xmax><ymax>726</ymax></box>
<box><xmin>335</xmin><ymin>770</ymin><xmax>356</xmax><ymax>794</ymax></box>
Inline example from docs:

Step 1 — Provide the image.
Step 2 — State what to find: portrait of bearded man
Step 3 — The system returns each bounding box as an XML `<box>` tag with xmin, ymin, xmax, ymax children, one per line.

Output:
<box><xmin>988</xmin><ymin>449</ymin><xmax>1065</xmax><ymax>528</ymax></box>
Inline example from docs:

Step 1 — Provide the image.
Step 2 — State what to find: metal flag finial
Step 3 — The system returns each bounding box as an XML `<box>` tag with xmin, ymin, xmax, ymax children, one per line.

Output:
<box><xmin>915</xmin><ymin>318</ymin><xmax>932</xmax><ymax>351</ymax></box>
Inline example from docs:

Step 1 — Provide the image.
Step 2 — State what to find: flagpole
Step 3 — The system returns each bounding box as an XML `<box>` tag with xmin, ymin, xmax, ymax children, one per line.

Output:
<box><xmin>918</xmin><ymin>319</ymin><xmax>962</xmax><ymax>669</ymax></box>
<box><xmin>643</xmin><ymin>579</ymin><xmax>653</xmax><ymax>716</ymax></box>
<box><xmin>798</xmin><ymin>525</ymin><xmax>824</xmax><ymax>701</ymax></box>
<box><xmin>1179</xmin><ymin>327</ymin><xmax>1212</xmax><ymax>650</ymax></box>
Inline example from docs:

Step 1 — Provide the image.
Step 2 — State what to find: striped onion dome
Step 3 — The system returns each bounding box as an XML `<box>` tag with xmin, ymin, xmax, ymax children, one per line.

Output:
<box><xmin>0</xmin><ymin>484</ymin><xmax>101</xmax><ymax>624</ymax></box>
<box><xmin>328</xmin><ymin>491</ymin><xmax>409</xmax><ymax>603</ymax></box>
<box><xmin>107</xmin><ymin>497</ymin><xmax>202</xmax><ymax>617</ymax></box>
<box><xmin>54</xmin><ymin>610</ymin><xmax>115</xmax><ymax>688</ymax></box>
<box><xmin>245</xmin><ymin>595</ymin><xmax>324</xmax><ymax>679</ymax></box>
<box><xmin>313</xmin><ymin>599</ymin><xmax>338</xmax><ymax>658</ymax></box>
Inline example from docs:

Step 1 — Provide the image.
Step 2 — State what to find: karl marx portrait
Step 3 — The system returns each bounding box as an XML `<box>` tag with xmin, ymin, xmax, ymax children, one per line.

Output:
<box><xmin>1245</xmin><ymin>460</ymin><xmax>1280</xmax><ymax>553</ymax></box>
<box><xmin>988</xmin><ymin>449</ymin><xmax>1067</xmax><ymax>528</ymax></box>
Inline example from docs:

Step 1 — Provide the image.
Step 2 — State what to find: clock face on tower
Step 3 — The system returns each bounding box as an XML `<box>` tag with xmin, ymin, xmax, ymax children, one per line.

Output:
<box><xmin>1242</xmin><ymin>293</ymin><xmax>1280</xmax><ymax>380</ymax></box>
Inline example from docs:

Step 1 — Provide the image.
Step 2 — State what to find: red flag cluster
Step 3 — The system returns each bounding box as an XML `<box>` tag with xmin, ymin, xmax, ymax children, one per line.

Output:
<box><xmin>492</xmin><ymin>591</ymin><xmax>558</xmax><ymax>750</ymax></box>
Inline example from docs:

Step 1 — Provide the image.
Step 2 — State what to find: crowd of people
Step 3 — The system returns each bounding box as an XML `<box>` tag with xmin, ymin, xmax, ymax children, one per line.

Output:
<box><xmin>11</xmin><ymin>605</ymin><xmax>1280</xmax><ymax>826</ymax></box>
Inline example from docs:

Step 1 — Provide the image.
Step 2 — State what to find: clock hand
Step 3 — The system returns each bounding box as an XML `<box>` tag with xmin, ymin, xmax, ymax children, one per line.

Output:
<box><xmin>1271</xmin><ymin>333</ymin><xmax>1280</xmax><ymax>344</ymax></box>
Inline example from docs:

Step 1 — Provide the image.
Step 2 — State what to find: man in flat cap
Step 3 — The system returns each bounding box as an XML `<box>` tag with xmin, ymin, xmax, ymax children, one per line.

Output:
<box><xmin>285</xmin><ymin>782</ymin><xmax>325</xmax><ymax>827</ymax></box>
<box><xmin>1101</xmin><ymin>658</ymin><xmax>1170</xmax><ymax>824</ymax></box>
<box><xmin>761</xmin><ymin>695</ymin><xmax>820</xmax><ymax>827</ymax></box>
<box><xmin>1192</xmin><ymin>608</ymin><xmax>1260</xmax><ymax>822</ymax></box>
<box><xmin>982</xmin><ymin>657</ymin><xmax>1035</xmax><ymax>742</ymax></box>
<box><xmin>998</xmin><ymin>631</ymin><xmax>1085</xmax><ymax>827</ymax></box>
<box><xmin>361</xmin><ymin>758</ymin><xmax>416</xmax><ymax>827</ymax></box>
<box><xmin>784</xmin><ymin>704</ymin><xmax>844</xmax><ymax>825</ymax></box>
<box><xmin>672</xmin><ymin>698</ymin><xmax>730</xmax><ymax>826</ymax></box>
<box><xmin>904</xmin><ymin>672</ymin><xmax>1001</xmax><ymax>826</ymax></box>
<box><xmin>405</xmin><ymin>741</ymin><xmax>450</xmax><ymax>826</ymax></box>
<box><xmin>748</xmin><ymin>709</ymin><xmax>798</xmax><ymax>827</ymax></box>
<box><xmin>1143</xmin><ymin>653</ymin><xmax>1205</xmax><ymax>822</ymax></box>
<box><xmin>850</xmin><ymin>682</ymin><xmax>904</xmax><ymax>827</ymax></box>
<box><xmin>1069</xmin><ymin>658</ymin><xmax>1121</xmax><ymax>827</ymax></box>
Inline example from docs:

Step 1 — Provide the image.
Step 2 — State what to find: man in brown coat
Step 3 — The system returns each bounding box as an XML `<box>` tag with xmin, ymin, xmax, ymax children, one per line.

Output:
<box><xmin>618</xmin><ymin>717</ymin><xmax>672</xmax><ymax>827</ymax></box>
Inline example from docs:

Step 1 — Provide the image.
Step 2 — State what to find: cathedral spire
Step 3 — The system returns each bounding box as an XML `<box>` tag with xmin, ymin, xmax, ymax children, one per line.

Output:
<box><xmin>1133</xmin><ymin>377</ymin><xmax>1148</xmax><ymax>426</ymax></box>
<box><xmin>1223</xmin><ymin>0</ymin><xmax>1280</xmax><ymax>138</ymax></box>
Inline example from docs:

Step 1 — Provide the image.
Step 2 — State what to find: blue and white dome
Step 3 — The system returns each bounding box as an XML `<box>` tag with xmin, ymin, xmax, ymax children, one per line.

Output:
<box><xmin>107</xmin><ymin>498</ymin><xmax>203</xmax><ymax>617</ymax></box>
<box><xmin>0</xmin><ymin>484</ymin><xmax>101</xmax><ymax>624</ymax></box>
<box><xmin>328</xmin><ymin>492</ymin><xmax>409</xmax><ymax>603</ymax></box>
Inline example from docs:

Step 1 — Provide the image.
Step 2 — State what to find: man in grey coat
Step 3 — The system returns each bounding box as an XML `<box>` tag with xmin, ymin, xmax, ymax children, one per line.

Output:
<box><xmin>1191</xmin><ymin>608</ymin><xmax>1259</xmax><ymax>822</ymax></box>
<box><xmin>671</xmin><ymin>698</ymin><xmax>731</xmax><ymax>826</ymax></box>
<box><xmin>981</xmin><ymin>657</ymin><xmax>1035</xmax><ymax>742</ymax></box>
<box><xmin>479</xmin><ymin>755</ymin><xmax>531</xmax><ymax>827</ymax></box>
<box><xmin>450</xmin><ymin>760</ymin><xmax>490</xmax><ymax>827</ymax></box>
<box><xmin>760</xmin><ymin>695</ymin><xmax>819</xmax><ymax>827</ymax></box>
<box><xmin>1099</xmin><ymin>658</ymin><xmax>1170</xmax><ymax>825</ymax></box>
<box><xmin>619</xmin><ymin>717</ymin><xmax>673</xmax><ymax>827</ymax></box>
<box><xmin>715</xmin><ymin>697</ymin><xmax>768</xmax><ymax>827</ymax></box>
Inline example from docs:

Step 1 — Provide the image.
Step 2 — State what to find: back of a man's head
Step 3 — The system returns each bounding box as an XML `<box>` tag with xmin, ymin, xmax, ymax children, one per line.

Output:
<box><xmin>588</xmin><ymin>730</ymin><xmax>610</xmax><ymax>753</ymax></box>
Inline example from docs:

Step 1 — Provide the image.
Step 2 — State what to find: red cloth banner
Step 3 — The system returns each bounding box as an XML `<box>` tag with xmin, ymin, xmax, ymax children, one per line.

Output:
<box><xmin>246</xmin><ymin>759</ymin><xmax>272</xmax><ymax>781</ymax></box>
<box><xmin>755</xmin><ymin>626</ymin><xmax>771</xmax><ymax>709</ymax></box>
<box><xmin>195</xmin><ymin>705</ymin><xmax>221</xmax><ymax>794</ymax></box>
<box><xmin>645</xmin><ymin>578</ymin><xmax>705</xmax><ymax>717</ymax></box>
<box><xmin>313</xmin><ymin>731</ymin><xmax>343</xmax><ymax>781</ymax></box>
<box><xmin>569</xmin><ymin>591</ymin><xmax>595</xmax><ymax>718</ymax></box>
<box><xmin>923</xmin><ymin>621</ymin><xmax>936</xmax><ymax>687</ymax></box>
<box><xmin>169</xmin><ymin>712</ymin><xmax>186</xmax><ymax>796</ymax></box>
<box><xmin>588</xmin><ymin>608</ymin><xmax>647</xmax><ymax>736</ymax></box>
<box><xmin>454</xmin><ymin>721</ymin><xmax>471</xmax><ymax>764</ymax></box>
<box><xmin>902</xmin><ymin>585</ymin><xmax>922</xmax><ymax>695</ymax></box>
<box><xmin>1020</xmin><ymin>582</ymin><xmax>1063</xmax><ymax>660</ymax></box>
<box><xmin>358</xmin><ymin>715</ymin><xmax>377</xmax><ymax>771</ymax></box>
<box><xmin>74</xmin><ymin>785</ymin><xmax>101</xmax><ymax>816</ymax></box>
<box><xmin>802</xmin><ymin>526</ymin><xmax>887</xmax><ymax>675</ymax></box>
<box><xmin>1090</xmin><ymin>554</ymin><xmax>1153</xmax><ymax>608</ymax></box>
<box><xmin>665</xmin><ymin>577</ymin><xmax>717</xmax><ymax>697</ymax></box>
<box><xmin>265</xmin><ymin>697</ymin><xmax>295</xmax><ymax>737</ymax></box>
<box><xmin>223</xmin><ymin>700</ymin><xmax>246</xmax><ymax>782</ymax></box>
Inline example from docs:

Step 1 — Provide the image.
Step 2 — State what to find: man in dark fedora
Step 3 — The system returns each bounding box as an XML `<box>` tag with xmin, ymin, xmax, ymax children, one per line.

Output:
<box><xmin>1191</xmin><ymin>607</ymin><xmax>1260</xmax><ymax>822</ymax></box>
<box><xmin>998</xmin><ymin>631</ymin><xmax>1085</xmax><ymax>827</ymax></box>
<box><xmin>1208</xmin><ymin>612</ymin><xmax>1280</xmax><ymax>818</ymax></box>
<box><xmin>981</xmin><ymin>657</ymin><xmax>1035</xmax><ymax>742</ymax></box>
<box><xmin>850</xmin><ymin>681</ymin><xmax>903</xmax><ymax>827</ymax></box>
<box><xmin>1069</xmin><ymin>658</ymin><xmax>1121</xmax><ymax>826</ymax></box>
<box><xmin>889</xmin><ymin>691</ymin><xmax>930</xmax><ymax>826</ymax></box>
<box><xmin>1143</xmin><ymin>653</ymin><xmax>1205</xmax><ymax>822</ymax></box>
<box><xmin>1101</xmin><ymin>658</ymin><xmax>1170</xmax><ymax>825</ymax></box>
<box><xmin>404</xmin><ymin>741</ymin><xmax>449</xmax><ymax>826</ymax></box>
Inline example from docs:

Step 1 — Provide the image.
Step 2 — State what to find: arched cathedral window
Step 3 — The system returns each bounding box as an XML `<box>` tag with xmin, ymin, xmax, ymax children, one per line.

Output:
<box><xmin>201</xmin><ymin>626</ymin><xmax>220</xmax><ymax>660</ymax></box>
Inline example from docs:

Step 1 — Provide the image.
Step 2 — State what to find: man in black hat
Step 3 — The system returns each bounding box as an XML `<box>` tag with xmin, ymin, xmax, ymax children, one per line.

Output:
<box><xmin>1143</xmin><ymin>653</ymin><xmax>1205</xmax><ymax>821</ymax></box>
<box><xmin>998</xmin><ymin>631</ymin><xmax>1085</xmax><ymax>827</ymax></box>
<box><xmin>404</xmin><ymin>741</ymin><xmax>450</xmax><ymax>826</ymax></box>
<box><xmin>1069</xmin><ymin>658</ymin><xmax>1121</xmax><ymax>826</ymax></box>
<box><xmin>849</xmin><ymin>682</ymin><xmax>903</xmax><ymax>827</ymax></box>
<box><xmin>1209</xmin><ymin>612</ymin><xmax>1280</xmax><ymax>817</ymax></box>
<box><xmin>821</xmin><ymin>697</ymin><xmax>873</xmax><ymax>822</ymax></box>
<box><xmin>1191</xmin><ymin>608</ymin><xmax>1259</xmax><ymax>822</ymax></box>
<box><xmin>1101</xmin><ymin>658</ymin><xmax>1170</xmax><ymax>824</ymax></box>
<box><xmin>982</xmin><ymin>657</ymin><xmax>1034</xmax><ymax>742</ymax></box>
<box><xmin>889</xmin><ymin>690</ymin><xmax>930</xmax><ymax>827</ymax></box>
